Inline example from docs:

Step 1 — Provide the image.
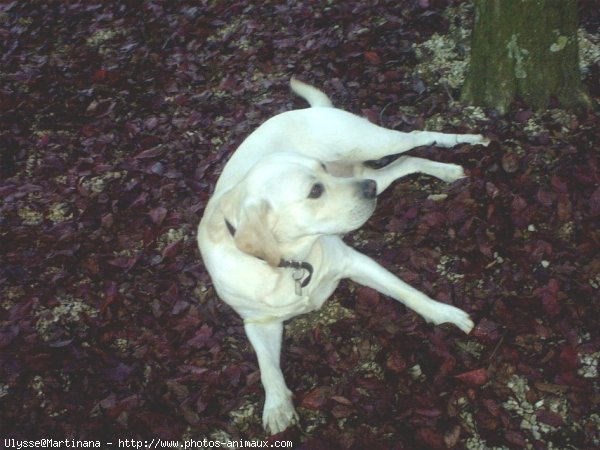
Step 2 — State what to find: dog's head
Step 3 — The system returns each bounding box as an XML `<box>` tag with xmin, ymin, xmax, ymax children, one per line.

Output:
<box><xmin>219</xmin><ymin>153</ymin><xmax>377</xmax><ymax>266</ymax></box>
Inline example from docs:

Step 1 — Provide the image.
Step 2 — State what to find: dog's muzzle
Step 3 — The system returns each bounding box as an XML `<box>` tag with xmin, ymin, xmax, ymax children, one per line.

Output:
<box><xmin>361</xmin><ymin>179</ymin><xmax>377</xmax><ymax>199</ymax></box>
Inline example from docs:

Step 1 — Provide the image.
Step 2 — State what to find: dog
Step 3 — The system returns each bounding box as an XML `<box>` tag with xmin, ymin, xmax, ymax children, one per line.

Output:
<box><xmin>197</xmin><ymin>78</ymin><xmax>489</xmax><ymax>434</ymax></box>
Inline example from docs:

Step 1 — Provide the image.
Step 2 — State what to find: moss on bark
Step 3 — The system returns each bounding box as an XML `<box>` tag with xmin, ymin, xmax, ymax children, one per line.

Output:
<box><xmin>462</xmin><ymin>0</ymin><xmax>592</xmax><ymax>114</ymax></box>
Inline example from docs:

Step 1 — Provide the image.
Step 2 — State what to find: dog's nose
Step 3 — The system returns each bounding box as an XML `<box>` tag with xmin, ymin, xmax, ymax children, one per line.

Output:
<box><xmin>361</xmin><ymin>179</ymin><xmax>377</xmax><ymax>199</ymax></box>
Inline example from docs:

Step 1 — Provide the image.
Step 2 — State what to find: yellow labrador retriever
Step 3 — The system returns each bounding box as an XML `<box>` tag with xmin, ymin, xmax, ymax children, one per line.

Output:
<box><xmin>197</xmin><ymin>79</ymin><xmax>488</xmax><ymax>434</ymax></box>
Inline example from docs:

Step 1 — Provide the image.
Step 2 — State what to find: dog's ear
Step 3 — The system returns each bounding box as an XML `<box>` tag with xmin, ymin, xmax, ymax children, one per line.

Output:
<box><xmin>234</xmin><ymin>200</ymin><xmax>281</xmax><ymax>267</ymax></box>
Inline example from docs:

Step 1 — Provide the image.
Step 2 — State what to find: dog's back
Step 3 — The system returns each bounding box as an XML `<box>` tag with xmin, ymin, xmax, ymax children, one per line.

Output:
<box><xmin>212</xmin><ymin>79</ymin><xmax>334</xmax><ymax>195</ymax></box>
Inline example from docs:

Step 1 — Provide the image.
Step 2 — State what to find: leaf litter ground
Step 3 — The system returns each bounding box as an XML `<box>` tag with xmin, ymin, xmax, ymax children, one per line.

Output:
<box><xmin>1</xmin><ymin>1</ymin><xmax>599</xmax><ymax>448</ymax></box>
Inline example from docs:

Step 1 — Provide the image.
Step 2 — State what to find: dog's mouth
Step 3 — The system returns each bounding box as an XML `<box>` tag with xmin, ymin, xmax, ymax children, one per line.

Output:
<box><xmin>348</xmin><ymin>178</ymin><xmax>378</xmax><ymax>230</ymax></box>
<box><xmin>347</xmin><ymin>197</ymin><xmax>377</xmax><ymax>231</ymax></box>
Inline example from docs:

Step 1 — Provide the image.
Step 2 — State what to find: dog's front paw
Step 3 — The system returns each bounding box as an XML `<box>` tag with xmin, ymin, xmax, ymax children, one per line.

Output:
<box><xmin>457</xmin><ymin>134</ymin><xmax>491</xmax><ymax>147</ymax></box>
<box><xmin>263</xmin><ymin>394</ymin><xmax>298</xmax><ymax>435</ymax></box>
<box><xmin>430</xmin><ymin>303</ymin><xmax>474</xmax><ymax>334</ymax></box>
<box><xmin>470</xmin><ymin>134</ymin><xmax>491</xmax><ymax>146</ymax></box>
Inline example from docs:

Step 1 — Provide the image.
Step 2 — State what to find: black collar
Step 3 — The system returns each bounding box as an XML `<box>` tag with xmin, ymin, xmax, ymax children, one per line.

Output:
<box><xmin>225</xmin><ymin>219</ymin><xmax>313</xmax><ymax>288</ymax></box>
<box><xmin>225</xmin><ymin>218</ymin><xmax>236</xmax><ymax>236</ymax></box>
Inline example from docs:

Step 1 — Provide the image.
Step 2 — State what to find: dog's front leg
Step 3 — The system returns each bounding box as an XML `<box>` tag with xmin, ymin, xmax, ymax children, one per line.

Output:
<box><xmin>343</xmin><ymin>247</ymin><xmax>474</xmax><ymax>333</ymax></box>
<box><xmin>361</xmin><ymin>156</ymin><xmax>466</xmax><ymax>195</ymax></box>
<box><xmin>244</xmin><ymin>320</ymin><xmax>298</xmax><ymax>434</ymax></box>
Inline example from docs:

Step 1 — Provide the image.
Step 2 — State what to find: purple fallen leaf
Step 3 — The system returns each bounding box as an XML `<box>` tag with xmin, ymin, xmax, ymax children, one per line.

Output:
<box><xmin>100</xmin><ymin>393</ymin><xmax>117</xmax><ymax>410</ymax></box>
<box><xmin>557</xmin><ymin>344</ymin><xmax>579</xmax><ymax>371</ymax></box>
<box><xmin>101</xmin><ymin>363</ymin><xmax>135</xmax><ymax>383</ymax></box>
<box><xmin>144</xmin><ymin>116</ymin><xmax>159</xmax><ymax>130</ymax></box>
<box><xmin>0</xmin><ymin>324</ymin><xmax>20</xmax><ymax>348</ymax></box>
<box><xmin>482</xmin><ymin>398</ymin><xmax>501</xmax><ymax>416</ymax></box>
<box><xmin>472</xmin><ymin>318</ymin><xmax>501</xmax><ymax>343</ymax></box>
<box><xmin>107</xmin><ymin>254</ymin><xmax>140</xmax><ymax>272</ymax></box>
<box><xmin>162</xmin><ymin>240</ymin><xmax>182</xmax><ymax>258</ymax></box>
<box><xmin>534</xmin><ymin>279</ymin><xmax>561</xmax><ymax>316</ymax></box>
<box><xmin>130</xmin><ymin>192</ymin><xmax>149</xmax><ymax>208</ymax></box>
<box><xmin>589</xmin><ymin>186</ymin><xmax>600</xmax><ymax>217</ymax></box>
<box><xmin>171</xmin><ymin>300</ymin><xmax>189</xmax><ymax>315</ymax></box>
<box><xmin>186</xmin><ymin>325</ymin><xmax>214</xmax><ymax>349</ymax></box>
<box><xmin>504</xmin><ymin>430</ymin><xmax>527</xmax><ymax>447</ymax></box>
<box><xmin>149</xmin><ymin>206</ymin><xmax>168</xmax><ymax>225</ymax></box>
<box><xmin>135</xmin><ymin>146</ymin><xmax>164</xmax><ymax>159</ymax></box>
<box><xmin>514</xmin><ymin>109</ymin><xmax>532</xmax><ymax>122</ymax></box>
<box><xmin>415</xmin><ymin>407</ymin><xmax>442</xmax><ymax>417</ymax></box>
<box><xmin>416</xmin><ymin>427</ymin><xmax>444</xmax><ymax>449</ymax></box>
<box><xmin>536</xmin><ymin>189</ymin><xmax>554</xmax><ymax>207</ymax></box>
<box><xmin>536</xmin><ymin>409</ymin><xmax>564</xmax><ymax>427</ymax></box>
<box><xmin>149</xmin><ymin>161</ymin><xmax>164</xmax><ymax>175</ymax></box>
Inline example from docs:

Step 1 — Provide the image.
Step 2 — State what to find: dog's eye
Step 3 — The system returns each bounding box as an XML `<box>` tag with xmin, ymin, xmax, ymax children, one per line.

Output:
<box><xmin>308</xmin><ymin>183</ymin><xmax>324</xmax><ymax>199</ymax></box>
<box><xmin>320</xmin><ymin>163</ymin><xmax>327</xmax><ymax>172</ymax></box>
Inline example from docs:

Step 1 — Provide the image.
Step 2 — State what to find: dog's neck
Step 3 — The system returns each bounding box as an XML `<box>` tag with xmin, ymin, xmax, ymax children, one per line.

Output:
<box><xmin>224</xmin><ymin>218</ymin><xmax>315</xmax><ymax>292</ymax></box>
<box><xmin>276</xmin><ymin>235</ymin><xmax>319</xmax><ymax>261</ymax></box>
<box><xmin>224</xmin><ymin>218</ymin><xmax>318</xmax><ymax>262</ymax></box>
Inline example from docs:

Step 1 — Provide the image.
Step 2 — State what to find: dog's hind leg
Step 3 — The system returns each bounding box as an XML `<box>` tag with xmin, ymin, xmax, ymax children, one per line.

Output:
<box><xmin>290</xmin><ymin>108</ymin><xmax>489</xmax><ymax>163</ymax></box>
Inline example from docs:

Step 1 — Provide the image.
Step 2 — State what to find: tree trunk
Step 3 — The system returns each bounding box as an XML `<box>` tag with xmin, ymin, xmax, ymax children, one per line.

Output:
<box><xmin>462</xmin><ymin>0</ymin><xmax>592</xmax><ymax>114</ymax></box>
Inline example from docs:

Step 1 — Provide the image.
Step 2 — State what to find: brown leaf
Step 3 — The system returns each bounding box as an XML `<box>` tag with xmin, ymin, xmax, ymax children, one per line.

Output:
<box><xmin>454</xmin><ymin>368</ymin><xmax>488</xmax><ymax>386</ymax></box>
<box><xmin>417</xmin><ymin>427</ymin><xmax>444</xmax><ymax>449</ymax></box>
<box><xmin>301</xmin><ymin>386</ymin><xmax>330</xmax><ymax>410</ymax></box>
<box><xmin>501</xmin><ymin>152</ymin><xmax>519</xmax><ymax>173</ymax></box>
<box><xmin>557</xmin><ymin>194</ymin><xmax>572</xmax><ymax>221</ymax></box>
<box><xmin>364</xmin><ymin>51</ymin><xmax>381</xmax><ymax>64</ymax></box>
<box><xmin>444</xmin><ymin>425</ymin><xmax>461</xmax><ymax>448</ymax></box>
<box><xmin>386</xmin><ymin>351</ymin><xmax>407</xmax><ymax>373</ymax></box>
<box><xmin>331</xmin><ymin>396</ymin><xmax>352</xmax><ymax>406</ymax></box>
<box><xmin>504</xmin><ymin>430</ymin><xmax>526</xmax><ymax>447</ymax></box>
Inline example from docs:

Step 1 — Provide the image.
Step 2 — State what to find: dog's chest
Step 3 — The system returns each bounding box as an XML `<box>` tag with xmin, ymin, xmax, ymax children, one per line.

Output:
<box><xmin>298</xmin><ymin>236</ymin><xmax>346</xmax><ymax>312</ymax></box>
<box><xmin>302</xmin><ymin>270</ymin><xmax>340</xmax><ymax>312</ymax></box>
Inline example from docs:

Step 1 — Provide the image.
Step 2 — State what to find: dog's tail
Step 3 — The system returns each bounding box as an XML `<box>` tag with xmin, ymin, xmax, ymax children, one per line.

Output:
<box><xmin>290</xmin><ymin>77</ymin><xmax>333</xmax><ymax>108</ymax></box>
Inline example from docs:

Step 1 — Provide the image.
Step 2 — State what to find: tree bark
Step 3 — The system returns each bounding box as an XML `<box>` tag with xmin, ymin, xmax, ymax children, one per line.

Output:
<box><xmin>462</xmin><ymin>0</ymin><xmax>592</xmax><ymax>114</ymax></box>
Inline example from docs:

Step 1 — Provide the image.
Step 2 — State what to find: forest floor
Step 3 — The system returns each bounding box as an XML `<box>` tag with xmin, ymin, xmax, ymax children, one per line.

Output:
<box><xmin>1</xmin><ymin>1</ymin><xmax>600</xmax><ymax>449</ymax></box>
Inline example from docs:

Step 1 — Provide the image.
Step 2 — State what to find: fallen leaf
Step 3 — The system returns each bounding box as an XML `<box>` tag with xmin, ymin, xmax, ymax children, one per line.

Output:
<box><xmin>301</xmin><ymin>386</ymin><xmax>330</xmax><ymax>410</ymax></box>
<box><xmin>454</xmin><ymin>368</ymin><xmax>488</xmax><ymax>386</ymax></box>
